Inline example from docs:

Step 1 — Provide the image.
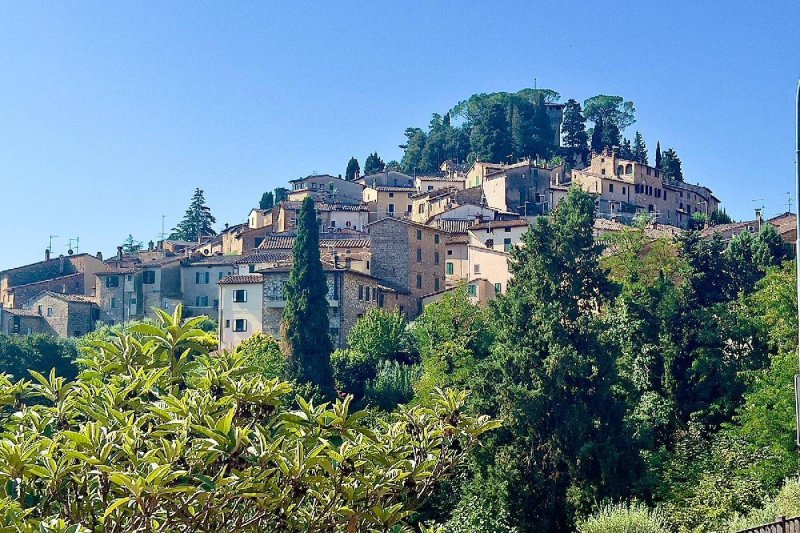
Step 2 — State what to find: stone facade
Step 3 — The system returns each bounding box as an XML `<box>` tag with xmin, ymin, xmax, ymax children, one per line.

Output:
<box><xmin>1</xmin><ymin>253</ymin><xmax>106</xmax><ymax>308</ymax></box>
<box><xmin>0</xmin><ymin>307</ymin><xmax>43</xmax><ymax>335</ymax></box>
<box><xmin>21</xmin><ymin>292</ymin><xmax>98</xmax><ymax>337</ymax></box>
<box><xmin>180</xmin><ymin>256</ymin><xmax>237</xmax><ymax>317</ymax></box>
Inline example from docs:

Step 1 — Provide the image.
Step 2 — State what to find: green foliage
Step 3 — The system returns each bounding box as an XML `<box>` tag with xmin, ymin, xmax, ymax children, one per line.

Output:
<box><xmin>660</xmin><ymin>148</ymin><xmax>683</xmax><ymax>181</ymax></box>
<box><xmin>632</xmin><ymin>131</ymin><xmax>648</xmax><ymax>164</ymax></box>
<box><xmin>729</xmin><ymin>478</ymin><xmax>800</xmax><ymax>532</ymax></box>
<box><xmin>273</xmin><ymin>187</ymin><xmax>289</xmax><ymax>203</ymax></box>
<box><xmin>590</xmin><ymin>116</ymin><xmax>605</xmax><ymax>152</ymax></box>
<box><xmin>345</xmin><ymin>156</ymin><xmax>360</xmax><ymax>180</ymax></box>
<box><xmin>655</xmin><ymin>141</ymin><xmax>662</xmax><ymax>169</ymax></box>
<box><xmin>363</xmin><ymin>152</ymin><xmax>385</xmax><ymax>175</ymax></box>
<box><xmin>561</xmin><ymin>98</ymin><xmax>588</xmax><ymax>151</ymax></box>
<box><xmin>0</xmin><ymin>308</ymin><xmax>499</xmax><ymax>532</ymax></box>
<box><xmin>577</xmin><ymin>502</ymin><xmax>670</xmax><ymax>533</ymax></box>
<box><xmin>364</xmin><ymin>360</ymin><xmax>421</xmax><ymax>411</ymax></box>
<box><xmin>347</xmin><ymin>308</ymin><xmax>408</xmax><ymax>362</ymax></box>
<box><xmin>619</xmin><ymin>137</ymin><xmax>634</xmax><ymax>159</ymax></box>
<box><xmin>0</xmin><ymin>334</ymin><xmax>78</xmax><ymax>381</ymax></box>
<box><xmin>710</xmin><ymin>207</ymin><xmax>733</xmax><ymax>225</ymax></box>
<box><xmin>235</xmin><ymin>332</ymin><xmax>285</xmax><ymax>379</ymax></box>
<box><xmin>121</xmin><ymin>234</ymin><xmax>142</xmax><ymax>254</ymax></box>
<box><xmin>330</xmin><ymin>348</ymin><xmax>374</xmax><ymax>400</ymax></box>
<box><xmin>281</xmin><ymin>197</ymin><xmax>334</xmax><ymax>394</ymax></box>
<box><xmin>169</xmin><ymin>188</ymin><xmax>217</xmax><ymax>242</ymax></box>
<box><xmin>259</xmin><ymin>191</ymin><xmax>274</xmax><ymax>210</ymax></box>
<box><xmin>583</xmin><ymin>94</ymin><xmax>636</xmax><ymax>131</ymax></box>
<box><xmin>470</xmin><ymin>102</ymin><xmax>513</xmax><ymax>163</ymax></box>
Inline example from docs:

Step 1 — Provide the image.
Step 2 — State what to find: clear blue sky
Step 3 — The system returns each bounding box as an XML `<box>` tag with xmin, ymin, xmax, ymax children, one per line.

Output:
<box><xmin>0</xmin><ymin>1</ymin><xmax>798</xmax><ymax>270</ymax></box>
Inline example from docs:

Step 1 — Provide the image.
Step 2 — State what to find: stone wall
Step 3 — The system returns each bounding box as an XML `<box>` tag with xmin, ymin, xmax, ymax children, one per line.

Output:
<box><xmin>7</xmin><ymin>273</ymin><xmax>84</xmax><ymax>308</ymax></box>
<box><xmin>369</xmin><ymin>219</ymin><xmax>410</xmax><ymax>290</ymax></box>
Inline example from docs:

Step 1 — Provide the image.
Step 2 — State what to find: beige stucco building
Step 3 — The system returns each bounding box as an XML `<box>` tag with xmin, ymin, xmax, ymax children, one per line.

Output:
<box><xmin>218</xmin><ymin>274</ymin><xmax>264</xmax><ymax>350</ymax></box>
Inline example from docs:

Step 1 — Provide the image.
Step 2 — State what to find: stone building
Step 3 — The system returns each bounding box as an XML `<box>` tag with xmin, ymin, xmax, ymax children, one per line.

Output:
<box><xmin>480</xmin><ymin>160</ymin><xmax>564</xmax><ymax>215</ymax></box>
<box><xmin>19</xmin><ymin>291</ymin><xmax>99</xmax><ymax>337</ymax></box>
<box><xmin>1</xmin><ymin>252</ymin><xmax>107</xmax><ymax>308</ymax></box>
<box><xmin>180</xmin><ymin>255</ymin><xmax>238</xmax><ymax>317</ymax></box>
<box><xmin>572</xmin><ymin>151</ymin><xmax>720</xmax><ymax>228</ymax></box>
<box><xmin>287</xmin><ymin>174</ymin><xmax>363</xmax><ymax>205</ymax></box>
<box><xmin>0</xmin><ymin>306</ymin><xmax>43</xmax><ymax>335</ymax></box>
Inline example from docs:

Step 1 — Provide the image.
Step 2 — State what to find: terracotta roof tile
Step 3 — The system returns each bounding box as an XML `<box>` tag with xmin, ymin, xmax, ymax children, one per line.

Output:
<box><xmin>218</xmin><ymin>274</ymin><xmax>264</xmax><ymax>285</ymax></box>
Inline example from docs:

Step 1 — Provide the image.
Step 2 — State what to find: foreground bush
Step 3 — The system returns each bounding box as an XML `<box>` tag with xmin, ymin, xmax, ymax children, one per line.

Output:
<box><xmin>577</xmin><ymin>502</ymin><xmax>670</xmax><ymax>533</ymax></box>
<box><xmin>0</xmin><ymin>306</ymin><xmax>498</xmax><ymax>532</ymax></box>
<box><xmin>728</xmin><ymin>478</ymin><xmax>800</xmax><ymax>532</ymax></box>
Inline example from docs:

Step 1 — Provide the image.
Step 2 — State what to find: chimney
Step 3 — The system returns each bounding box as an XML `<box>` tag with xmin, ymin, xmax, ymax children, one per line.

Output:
<box><xmin>117</xmin><ymin>246</ymin><xmax>123</xmax><ymax>262</ymax></box>
<box><xmin>333</xmin><ymin>253</ymin><xmax>339</xmax><ymax>269</ymax></box>
<box><xmin>59</xmin><ymin>255</ymin><xmax>65</xmax><ymax>274</ymax></box>
<box><xmin>45</xmin><ymin>248</ymin><xmax>51</xmax><ymax>261</ymax></box>
<box><xmin>96</xmin><ymin>251</ymin><xmax>103</xmax><ymax>260</ymax></box>
<box><xmin>148</xmin><ymin>240</ymin><xmax>154</xmax><ymax>251</ymax></box>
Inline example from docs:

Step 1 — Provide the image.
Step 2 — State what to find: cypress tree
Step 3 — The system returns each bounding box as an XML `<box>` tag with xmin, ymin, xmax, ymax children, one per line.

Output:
<box><xmin>655</xmin><ymin>141</ymin><xmax>662</xmax><ymax>169</ymax></box>
<box><xmin>345</xmin><ymin>157</ymin><xmax>360</xmax><ymax>181</ymax></box>
<box><xmin>632</xmin><ymin>131</ymin><xmax>648</xmax><ymax>164</ymax></box>
<box><xmin>281</xmin><ymin>197</ymin><xmax>335</xmax><ymax>393</ymax></box>
<box><xmin>561</xmin><ymin>99</ymin><xmax>589</xmax><ymax>151</ymax></box>
<box><xmin>590</xmin><ymin>116</ymin><xmax>605</xmax><ymax>153</ymax></box>
<box><xmin>259</xmin><ymin>191</ymin><xmax>274</xmax><ymax>210</ymax></box>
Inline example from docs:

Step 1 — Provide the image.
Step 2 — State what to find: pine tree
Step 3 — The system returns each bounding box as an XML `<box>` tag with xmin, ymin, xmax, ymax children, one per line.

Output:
<box><xmin>619</xmin><ymin>138</ymin><xmax>634</xmax><ymax>159</ymax></box>
<box><xmin>281</xmin><ymin>197</ymin><xmax>335</xmax><ymax>394</ymax></box>
<box><xmin>655</xmin><ymin>141</ymin><xmax>662</xmax><ymax>169</ymax></box>
<box><xmin>259</xmin><ymin>191</ymin><xmax>274</xmax><ymax>210</ymax></box>
<box><xmin>632</xmin><ymin>131</ymin><xmax>648</xmax><ymax>164</ymax></box>
<box><xmin>590</xmin><ymin>116</ymin><xmax>605</xmax><ymax>153</ymax></box>
<box><xmin>274</xmin><ymin>187</ymin><xmax>289</xmax><ymax>203</ymax></box>
<box><xmin>660</xmin><ymin>148</ymin><xmax>683</xmax><ymax>181</ymax></box>
<box><xmin>470</xmin><ymin>102</ymin><xmax>513</xmax><ymax>163</ymax></box>
<box><xmin>169</xmin><ymin>188</ymin><xmax>217</xmax><ymax>242</ymax></box>
<box><xmin>364</xmin><ymin>152</ymin><xmax>386</xmax><ymax>175</ymax></box>
<box><xmin>561</xmin><ymin>99</ymin><xmax>588</xmax><ymax>151</ymax></box>
<box><xmin>121</xmin><ymin>235</ymin><xmax>142</xmax><ymax>254</ymax></box>
<box><xmin>345</xmin><ymin>157</ymin><xmax>360</xmax><ymax>181</ymax></box>
<box><xmin>601</xmin><ymin>121</ymin><xmax>621</xmax><ymax>151</ymax></box>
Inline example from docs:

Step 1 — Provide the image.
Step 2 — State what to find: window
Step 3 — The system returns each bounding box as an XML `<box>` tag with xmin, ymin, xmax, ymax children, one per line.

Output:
<box><xmin>378</xmin><ymin>292</ymin><xmax>384</xmax><ymax>307</ymax></box>
<box><xmin>365</xmin><ymin>287</ymin><xmax>370</xmax><ymax>301</ymax></box>
<box><xmin>130</xmin><ymin>297</ymin><xmax>137</xmax><ymax>305</ymax></box>
<box><xmin>330</xmin><ymin>221</ymin><xmax>336</xmax><ymax>228</ymax></box>
<box><xmin>126</xmin><ymin>275</ymin><xmax>132</xmax><ymax>282</ymax></box>
<box><xmin>213</xmin><ymin>299</ymin><xmax>219</xmax><ymax>309</ymax></box>
<box><xmin>225</xmin><ymin>319</ymin><xmax>230</xmax><ymax>328</ymax></box>
<box><xmin>195</xmin><ymin>271</ymin><xmax>209</xmax><ymax>284</ymax></box>
<box><xmin>446</xmin><ymin>262</ymin><xmax>454</xmax><ymax>275</ymax></box>
<box><xmin>416</xmin><ymin>273</ymin><xmax>422</xmax><ymax>289</ymax></box>
<box><xmin>110</xmin><ymin>299</ymin><xmax>115</xmax><ymax>310</ymax></box>
<box><xmin>646</xmin><ymin>167</ymin><xmax>651</xmax><ymax>176</ymax></box>
<box><xmin>233</xmin><ymin>289</ymin><xmax>247</xmax><ymax>303</ymax></box>
<box><xmin>447</xmin><ymin>249</ymin><xmax>453</xmax><ymax>256</ymax></box>
<box><xmin>625</xmin><ymin>164</ymin><xmax>633</xmax><ymax>174</ymax></box>
<box><xmin>47</xmin><ymin>307</ymin><xmax>54</xmax><ymax>316</ymax></box>
<box><xmin>416</xmin><ymin>248</ymin><xmax>422</xmax><ymax>262</ymax></box>
<box><xmin>218</xmin><ymin>271</ymin><xmax>225</xmax><ymax>280</ymax></box>
<box><xmin>427</xmin><ymin>185</ymin><xmax>433</xmax><ymax>191</ymax></box>
<box><xmin>233</xmin><ymin>319</ymin><xmax>247</xmax><ymax>332</ymax></box>
<box><xmin>406</xmin><ymin>204</ymin><xmax>412</xmax><ymax>214</ymax></box>
<box><xmin>434</xmin><ymin>234</ymin><xmax>440</xmax><ymax>244</ymax></box>
<box><xmin>388</xmin><ymin>204</ymin><xmax>395</xmax><ymax>214</ymax></box>
<box><xmin>601</xmin><ymin>168</ymin><xmax>606</xmax><ymax>175</ymax></box>
<box><xmin>143</xmin><ymin>270</ymin><xmax>156</xmax><ymax>284</ymax></box>
<box><xmin>37</xmin><ymin>305</ymin><xmax>42</xmax><ymax>314</ymax></box>
<box><xmin>504</xmin><ymin>238</ymin><xmax>513</xmax><ymax>252</ymax></box>
<box><xmin>495</xmin><ymin>282</ymin><xmax>502</xmax><ymax>294</ymax></box>
<box><xmin>468</xmin><ymin>284</ymin><xmax>477</xmax><ymax>297</ymax></box>
<box><xmin>434</xmin><ymin>251</ymin><xmax>440</xmax><ymax>265</ymax></box>
<box><xmin>617</xmin><ymin>165</ymin><xmax>624</xmax><ymax>175</ymax></box>
<box><xmin>105</xmin><ymin>276</ymin><xmax>119</xmax><ymax>288</ymax></box>
<box><xmin>408</xmin><ymin>193</ymin><xmax>413</xmax><ymax>198</ymax></box>
<box><xmin>663</xmin><ymin>191</ymin><xmax>667</xmax><ymax>201</ymax></box>
<box><xmin>248</xmin><ymin>264</ymin><xmax>256</xmax><ymax>273</ymax></box>
<box><xmin>418</xmin><ymin>204</ymin><xmax>425</xmax><ymax>214</ymax></box>
<box><xmin>196</xmin><ymin>296</ymin><xmax>209</xmax><ymax>307</ymax></box>
<box><xmin>389</xmin><ymin>192</ymin><xmax>394</xmax><ymax>198</ymax></box>
<box><xmin>358</xmin><ymin>285</ymin><xmax>364</xmax><ymax>300</ymax></box>
<box><xmin>622</xmin><ymin>186</ymin><xmax>627</xmax><ymax>195</ymax></box>
<box><xmin>609</xmin><ymin>183</ymin><xmax>614</xmax><ymax>193</ymax></box>
<box><xmin>416</xmin><ymin>229</ymin><xmax>423</xmax><ymax>240</ymax></box>
<box><xmin>473</xmin><ymin>264</ymin><xmax>481</xmax><ymax>274</ymax></box>
<box><xmin>434</xmin><ymin>277</ymin><xmax>440</xmax><ymax>291</ymax></box>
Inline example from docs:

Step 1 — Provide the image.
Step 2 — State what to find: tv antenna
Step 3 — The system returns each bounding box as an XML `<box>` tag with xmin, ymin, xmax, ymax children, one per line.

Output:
<box><xmin>786</xmin><ymin>192</ymin><xmax>793</xmax><ymax>213</ymax></box>
<box><xmin>48</xmin><ymin>234</ymin><xmax>58</xmax><ymax>253</ymax></box>
<box><xmin>65</xmin><ymin>237</ymin><xmax>79</xmax><ymax>255</ymax></box>
<box><xmin>159</xmin><ymin>214</ymin><xmax>167</xmax><ymax>241</ymax></box>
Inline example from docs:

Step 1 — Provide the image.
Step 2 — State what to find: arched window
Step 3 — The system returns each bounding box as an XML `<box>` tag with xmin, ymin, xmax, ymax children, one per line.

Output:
<box><xmin>625</xmin><ymin>164</ymin><xmax>633</xmax><ymax>174</ymax></box>
<box><xmin>617</xmin><ymin>165</ymin><xmax>624</xmax><ymax>175</ymax></box>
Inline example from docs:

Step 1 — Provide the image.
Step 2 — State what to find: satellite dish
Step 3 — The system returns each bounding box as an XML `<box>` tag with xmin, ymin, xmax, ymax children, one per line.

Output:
<box><xmin>67</xmin><ymin>249</ymin><xmax>74</xmax><ymax>256</ymax></box>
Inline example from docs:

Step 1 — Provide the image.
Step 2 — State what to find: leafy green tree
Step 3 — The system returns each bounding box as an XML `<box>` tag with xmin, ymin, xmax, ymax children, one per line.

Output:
<box><xmin>385</xmin><ymin>159</ymin><xmax>401</xmax><ymax>171</ymax></box>
<box><xmin>169</xmin><ymin>188</ymin><xmax>217</xmax><ymax>242</ymax></box>
<box><xmin>755</xmin><ymin>223</ymin><xmax>790</xmax><ymax>268</ymax></box>
<box><xmin>470</xmin><ymin>102</ymin><xmax>512</xmax><ymax>163</ymax></box>
<box><xmin>577</xmin><ymin>502</ymin><xmax>670</xmax><ymax>533</ymax></box>
<box><xmin>726</xmin><ymin>230</ymin><xmax>765</xmax><ymax>296</ymax></box>
<box><xmin>561</xmin><ymin>98</ymin><xmax>588</xmax><ymax>152</ymax></box>
<box><xmin>660</xmin><ymin>148</ymin><xmax>683</xmax><ymax>181</ymax></box>
<box><xmin>121</xmin><ymin>234</ymin><xmax>142</xmax><ymax>254</ymax></box>
<box><xmin>364</xmin><ymin>360</ymin><xmax>421</xmax><ymax>411</ymax></box>
<box><xmin>259</xmin><ymin>191</ymin><xmax>274</xmax><ymax>210</ymax></box>
<box><xmin>601</xmin><ymin>121</ymin><xmax>621</xmax><ymax>151</ymax></box>
<box><xmin>464</xmin><ymin>188</ymin><xmax>636</xmax><ymax>532</ymax></box>
<box><xmin>281</xmin><ymin>197</ymin><xmax>334</xmax><ymax>393</ymax></box>
<box><xmin>710</xmin><ymin>207</ymin><xmax>733</xmax><ymax>225</ymax></box>
<box><xmin>345</xmin><ymin>156</ymin><xmax>360</xmax><ymax>180</ymax></box>
<box><xmin>632</xmin><ymin>131</ymin><xmax>648</xmax><ymax>164</ymax></box>
<box><xmin>400</xmin><ymin>127</ymin><xmax>427</xmax><ymax>174</ymax></box>
<box><xmin>347</xmin><ymin>308</ymin><xmax>407</xmax><ymax>361</ymax></box>
<box><xmin>274</xmin><ymin>187</ymin><xmax>289</xmax><ymax>203</ymax></box>
<box><xmin>0</xmin><ymin>334</ymin><xmax>78</xmax><ymax>381</ymax></box>
<box><xmin>363</xmin><ymin>152</ymin><xmax>386</xmax><ymax>175</ymax></box>
<box><xmin>619</xmin><ymin>138</ymin><xmax>634</xmax><ymax>159</ymax></box>
<box><xmin>583</xmin><ymin>94</ymin><xmax>636</xmax><ymax>131</ymax></box>
<box><xmin>0</xmin><ymin>308</ymin><xmax>499</xmax><ymax>532</ymax></box>
<box><xmin>235</xmin><ymin>332</ymin><xmax>285</xmax><ymax>379</ymax></box>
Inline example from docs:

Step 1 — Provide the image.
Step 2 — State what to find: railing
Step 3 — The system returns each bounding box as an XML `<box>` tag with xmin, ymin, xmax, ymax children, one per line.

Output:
<box><xmin>737</xmin><ymin>516</ymin><xmax>800</xmax><ymax>533</ymax></box>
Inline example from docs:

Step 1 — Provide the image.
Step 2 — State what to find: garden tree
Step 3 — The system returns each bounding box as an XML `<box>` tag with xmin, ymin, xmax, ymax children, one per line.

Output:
<box><xmin>726</xmin><ymin>230</ymin><xmax>766</xmax><ymax>296</ymax></box>
<box><xmin>0</xmin><ymin>307</ymin><xmax>499</xmax><ymax>532</ymax></box>
<box><xmin>583</xmin><ymin>95</ymin><xmax>636</xmax><ymax>131</ymax></box>
<box><xmin>590</xmin><ymin>116</ymin><xmax>605</xmax><ymax>153</ymax></box>
<box><xmin>419</xmin><ymin>113</ymin><xmax>464</xmax><ymax>173</ymax></box>
<box><xmin>659</xmin><ymin>148</ymin><xmax>683</xmax><ymax>181</ymax></box>
<box><xmin>410</xmin><ymin>286</ymin><xmax>494</xmax><ymax>402</ymax></box>
<box><xmin>344</xmin><ymin>156</ymin><xmax>360</xmax><ymax>180</ymax></box>
<box><xmin>710</xmin><ymin>207</ymin><xmax>733</xmax><ymax>225</ymax></box>
<box><xmin>632</xmin><ymin>131</ymin><xmax>648</xmax><ymax>164</ymax></box>
<box><xmin>347</xmin><ymin>308</ymin><xmax>408</xmax><ymax>361</ymax></box>
<box><xmin>469</xmin><ymin>102</ymin><xmax>512</xmax><ymax>163</ymax></box>
<box><xmin>618</xmin><ymin>138</ymin><xmax>634</xmax><ymax>159</ymax></box>
<box><xmin>259</xmin><ymin>191</ymin><xmax>274</xmax><ymax>210</ymax></box>
<box><xmin>755</xmin><ymin>223</ymin><xmax>790</xmax><ymax>267</ymax></box>
<box><xmin>529</xmin><ymin>94</ymin><xmax>555</xmax><ymax>159</ymax></box>
<box><xmin>400</xmin><ymin>127</ymin><xmax>427</xmax><ymax>174</ymax></box>
<box><xmin>281</xmin><ymin>197</ymin><xmax>335</xmax><ymax>394</ymax></box>
<box><xmin>0</xmin><ymin>334</ymin><xmax>78</xmax><ymax>381</ymax></box>
<box><xmin>385</xmin><ymin>159</ymin><xmax>401</xmax><ymax>171</ymax></box>
<box><xmin>654</xmin><ymin>142</ymin><xmax>662</xmax><ymax>169</ymax></box>
<box><xmin>235</xmin><ymin>332</ymin><xmax>286</xmax><ymax>379</ymax></box>
<box><xmin>363</xmin><ymin>151</ymin><xmax>385</xmax><ymax>176</ymax></box>
<box><xmin>121</xmin><ymin>234</ymin><xmax>142</xmax><ymax>254</ymax></box>
<box><xmin>274</xmin><ymin>187</ymin><xmax>290</xmax><ymax>203</ymax></box>
<box><xmin>458</xmin><ymin>188</ymin><xmax>637</xmax><ymax>532</ymax></box>
<box><xmin>577</xmin><ymin>502</ymin><xmax>670</xmax><ymax>533</ymax></box>
<box><xmin>560</xmin><ymin>98</ymin><xmax>588</xmax><ymax>151</ymax></box>
<box><xmin>169</xmin><ymin>188</ymin><xmax>217</xmax><ymax>242</ymax></box>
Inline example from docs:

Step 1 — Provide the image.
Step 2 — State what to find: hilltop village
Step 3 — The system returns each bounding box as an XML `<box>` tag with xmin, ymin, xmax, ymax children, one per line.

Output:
<box><xmin>0</xmin><ymin>149</ymin><xmax>795</xmax><ymax>346</ymax></box>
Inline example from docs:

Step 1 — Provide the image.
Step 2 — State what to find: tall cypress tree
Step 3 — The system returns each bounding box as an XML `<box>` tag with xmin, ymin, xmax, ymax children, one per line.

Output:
<box><xmin>655</xmin><ymin>141</ymin><xmax>662</xmax><ymax>169</ymax></box>
<box><xmin>345</xmin><ymin>157</ymin><xmax>360</xmax><ymax>181</ymax></box>
<box><xmin>169</xmin><ymin>188</ymin><xmax>217</xmax><ymax>242</ymax></box>
<box><xmin>259</xmin><ymin>191</ymin><xmax>274</xmax><ymax>210</ymax></box>
<box><xmin>590</xmin><ymin>116</ymin><xmax>605</xmax><ymax>153</ymax></box>
<box><xmin>281</xmin><ymin>197</ymin><xmax>335</xmax><ymax>393</ymax></box>
<box><xmin>561</xmin><ymin>98</ymin><xmax>588</xmax><ymax>151</ymax></box>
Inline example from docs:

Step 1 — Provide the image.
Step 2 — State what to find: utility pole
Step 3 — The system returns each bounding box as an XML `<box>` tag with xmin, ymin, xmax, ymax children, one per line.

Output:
<box><xmin>793</xmin><ymin>79</ymin><xmax>800</xmax><ymax>446</ymax></box>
